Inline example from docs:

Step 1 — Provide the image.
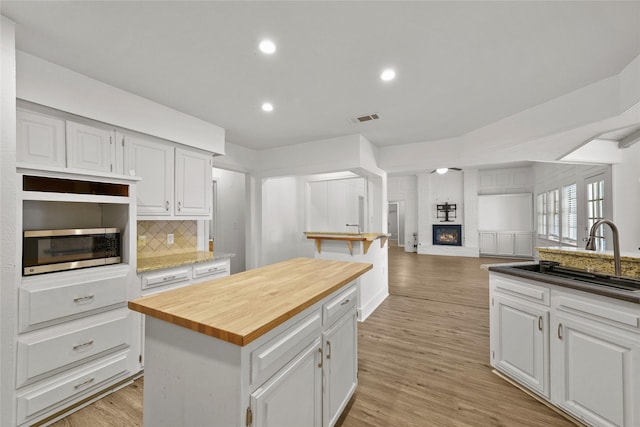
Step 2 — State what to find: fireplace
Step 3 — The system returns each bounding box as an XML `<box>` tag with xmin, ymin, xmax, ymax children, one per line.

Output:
<box><xmin>432</xmin><ymin>224</ymin><xmax>462</xmax><ymax>246</ymax></box>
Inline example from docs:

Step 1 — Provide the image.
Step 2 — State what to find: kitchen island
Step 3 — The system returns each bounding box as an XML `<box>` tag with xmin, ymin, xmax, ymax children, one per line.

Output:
<box><xmin>129</xmin><ymin>257</ymin><xmax>372</xmax><ymax>427</ymax></box>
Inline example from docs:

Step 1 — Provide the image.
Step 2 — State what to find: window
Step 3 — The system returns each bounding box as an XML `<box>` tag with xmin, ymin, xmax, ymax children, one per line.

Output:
<box><xmin>536</xmin><ymin>192</ymin><xmax>547</xmax><ymax>237</ymax></box>
<box><xmin>547</xmin><ymin>189</ymin><xmax>560</xmax><ymax>240</ymax></box>
<box><xmin>562</xmin><ymin>183</ymin><xmax>577</xmax><ymax>243</ymax></box>
<box><xmin>586</xmin><ymin>178</ymin><xmax>605</xmax><ymax>250</ymax></box>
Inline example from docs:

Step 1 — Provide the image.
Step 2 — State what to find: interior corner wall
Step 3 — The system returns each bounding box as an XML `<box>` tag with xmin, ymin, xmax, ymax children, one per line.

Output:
<box><xmin>0</xmin><ymin>15</ymin><xmax>18</xmax><ymax>427</ymax></box>
<box><xmin>612</xmin><ymin>142</ymin><xmax>640</xmax><ymax>253</ymax></box>
<box><xmin>211</xmin><ymin>167</ymin><xmax>246</xmax><ymax>274</ymax></box>
<box><xmin>387</xmin><ymin>176</ymin><xmax>418</xmax><ymax>252</ymax></box>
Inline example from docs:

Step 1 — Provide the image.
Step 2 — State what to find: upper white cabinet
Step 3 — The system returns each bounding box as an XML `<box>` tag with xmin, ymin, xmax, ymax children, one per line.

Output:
<box><xmin>123</xmin><ymin>132</ymin><xmax>174</xmax><ymax>216</ymax></box>
<box><xmin>66</xmin><ymin>121</ymin><xmax>118</xmax><ymax>173</ymax></box>
<box><xmin>123</xmin><ymin>131</ymin><xmax>212</xmax><ymax>218</ymax></box>
<box><xmin>17</xmin><ymin>109</ymin><xmax>66</xmax><ymax>167</ymax></box>
<box><xmin>175</xmin><ymin>147</ymin><xmax>212</xmax><ymax>216</ymax></box>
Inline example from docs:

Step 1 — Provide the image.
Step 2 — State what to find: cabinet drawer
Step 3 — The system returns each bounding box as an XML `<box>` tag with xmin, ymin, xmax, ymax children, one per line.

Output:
<box><xmin>19</xmin><ymin>269</ymin><xmax>128</xmax><ymax>332</ymax></box>
<box><xmin>250</xmin><ymin>310</ymin><xmax>321</xmax><ymax>387</ymax></box>
<box><xmin>142</xmin><ymin>267</ymin><xmax>191</xmax><ymax>289</ymax></box>
<box><xmin>16</xmin><ymin>311</ymin><xmax>130</xmax><ymax>387</ymax></box>
<box><xmin>491</xmin><ymin>274</ymin><xmax>550</xmax><ymax>306</ymax></box>
<box><xmin>16</xmin><ymin>352</ymin><xmax>129</xmax><ymax>425</ymax></box>
<box><xmin>323</xmin><ymin>285</ymin><xmax>357</xmax><ymax>327</ymax></box>
<box><xmin>554</xmin><ymin>292</ymin><xmax>640</xmax><ymax>331</ymax></box>
<box><xmin>193</xmin><ymin>260</ymin><xmax>229</xmax><ymax>280</ymax></box>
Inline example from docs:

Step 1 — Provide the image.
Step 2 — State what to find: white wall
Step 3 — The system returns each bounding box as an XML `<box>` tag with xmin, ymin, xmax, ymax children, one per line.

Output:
<box><xmin>612</xmin><ymin>142</ymin><xmax>640</xmax><ymax>253</ymax></box>
<box><xmin>307</xmin><ymin>177</ymin><xmax>366</xmax><ymax>232</ymax></box>
<box><xmin>478</xmin><ymin>166</ymin><xmax>533</xmax><ymax>195</ymax></box>
<box><xmin>211</xmin><ymin>167</ymin><xmax>246</xmax><ymax>274</ymax></box>
<box><xmin>16</xmin><ymin>51</ymin><xmax>225</xmax><ymax>155</ymax></box>
<box><xmin>387</xmin><ymin>176</ymin><xmax>417</xmax><ymax>252</ymax></box>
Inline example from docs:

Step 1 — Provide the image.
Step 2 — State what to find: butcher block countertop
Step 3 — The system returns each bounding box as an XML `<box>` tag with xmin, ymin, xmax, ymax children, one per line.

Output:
<box><xmin>128</xmin><ymin>257</ymin><xmax>372</xmax><ymax>346</ymax></box>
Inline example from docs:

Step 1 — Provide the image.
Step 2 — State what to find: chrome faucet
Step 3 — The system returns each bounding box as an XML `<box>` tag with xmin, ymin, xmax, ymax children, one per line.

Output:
<box><xmin>346</xmin><ymin>223</ymin><xmax>361</xmax><ymax>234</ymax></box>
<box><xmin>585</xmin><ymin>219</ymin><xmax>621</xmax><ymax>276</ymax></box>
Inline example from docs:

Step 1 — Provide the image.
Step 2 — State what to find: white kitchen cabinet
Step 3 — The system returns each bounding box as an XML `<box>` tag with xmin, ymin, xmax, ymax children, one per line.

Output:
<box><xmin>551</xmin><ymin>291</ymin><xmax>640</xmax><ymax>427</ymax></box>
<box><xmin>16</xmin><ymin>109</ymin><xmax>66</xmax><ymax>167</ymax></box>
<box><xmin>123</xmin><ymin>132</ymin><xmax>174</xmax><ymax>216</ymax></box>
<box><xmin>66</xmin><ymin>121</ymin><xmax>117</xmax><ymax>173</ymax></box>
<box><xmin>480</xmin><ymin>231</ymin><xmax>533</xmax><ymax>257</ymax></box>
<box><xmin>491</xmin><ymin>294</ymin><xmax>549</xmax><ymax>397</ymax></box>
<box><xmin>489</xmin><ymin>272</ymin><xmax>640</xmax><ymax>427</ymax></box>
<box><xmin>175</xmin><ymin>147</ymin><xmax>212</xmax><ymax>216</ymax></box>
<box><xmin>123</xmin><ymin>131</ymin><xmax>212</xmax><ymax>218</ymax></box>
<box><xmin>251</xmin><ymin>337</ymin><xmax>323</xmax><ymax>427</ymax></box>
<box><xmin>323</xmin><ymin>310</ymin><xmax>357</xmax><ymax>427</ymax></box>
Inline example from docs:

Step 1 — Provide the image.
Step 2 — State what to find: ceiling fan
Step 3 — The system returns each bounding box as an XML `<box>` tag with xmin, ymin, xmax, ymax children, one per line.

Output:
<box><xmin>430</xmin><ymin>167</ymin><xmax>462</xmax><ymax>174</ymax></box>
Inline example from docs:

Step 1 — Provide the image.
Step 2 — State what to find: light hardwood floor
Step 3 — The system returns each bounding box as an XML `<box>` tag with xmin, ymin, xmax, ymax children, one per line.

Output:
<box><xmin>49</xmin><ymin>247</ymin><xmax>574</xmax><ymax>426</ymax></box>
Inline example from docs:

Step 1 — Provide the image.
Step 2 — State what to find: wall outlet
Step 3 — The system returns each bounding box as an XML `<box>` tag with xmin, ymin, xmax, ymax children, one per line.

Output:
<box><xmin>167</xmin><ymin>234</ymin><xmax>174</xmax><ymax>245</ymax></box>
<box><xmin>138</xmin><ymin>235</ymin><xmax>146</xmax><ymax>247</ymax></box>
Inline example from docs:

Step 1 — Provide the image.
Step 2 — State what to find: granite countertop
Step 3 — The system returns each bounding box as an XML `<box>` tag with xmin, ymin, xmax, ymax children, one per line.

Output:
<box><xmin>537</xmin><ymin>246</ymin><xmax>640</xmax><ymax>262</ymax></box>
<box><xmin>137</xmin><ymin>251</ymin><xmax>236</xmax><ymax>273</ymax></box>
<box><xmin>129</xmin><ymin>258</ymin><xmax>373</xmax><ymax>346</ymax></box>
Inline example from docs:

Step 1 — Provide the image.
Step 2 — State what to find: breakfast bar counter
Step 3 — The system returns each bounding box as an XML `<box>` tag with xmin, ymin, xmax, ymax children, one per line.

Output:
<box><xmin>128</xmin><ymin>257</ymin><xmax>372</xmax><ymax>427</ymax></box>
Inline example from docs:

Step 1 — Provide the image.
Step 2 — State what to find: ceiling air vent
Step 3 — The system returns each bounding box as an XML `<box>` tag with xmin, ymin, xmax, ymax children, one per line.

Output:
<box><xmin>351</xmin><ymin>113</ymin><xmax>380</xmax><ymax>124</ymax></box>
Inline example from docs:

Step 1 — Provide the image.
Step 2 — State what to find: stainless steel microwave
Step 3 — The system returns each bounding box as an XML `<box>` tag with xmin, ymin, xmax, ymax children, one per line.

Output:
<box><xmin>23</xmin><ymin>228</ymin><xmax>121</xmax><ymax>276</ymax></box>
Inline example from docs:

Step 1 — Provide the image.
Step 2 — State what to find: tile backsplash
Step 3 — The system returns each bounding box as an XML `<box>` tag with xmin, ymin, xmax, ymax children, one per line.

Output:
<box><xmin>137</xmin><ymin>220</ymin><xmax>198</xmax><ymax>259</ymax></box>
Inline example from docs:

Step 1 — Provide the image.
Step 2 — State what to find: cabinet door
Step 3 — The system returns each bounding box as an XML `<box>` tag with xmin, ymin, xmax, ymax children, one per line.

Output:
<box><xmin>123</xmin><ymin>132</ymin><xmax>174</xmax><ymax>215</ymax></box>
<box><xmin>491</xmin><ymin>294</ymin><xmax>549</xmax><ymax>397</ymax></box>
<box><xmin>323</xmin><ymin>311</ymin><xmax>357</xmax><ymax>427</ymax></box>
<box><xmin>66</xmin><ymin>121</ymin><xmax>116</xmax><ymax>173</ymax></box>
<box><xmin>552</xmin><ymin>314</ymin><xmax>639</xmax><ymax>427</ymax></box>
<box><xmin>479</xmin><ymin>232</ymin><xmax>497</xmax><ymax>254</ymax></box>
<box><xmin>175</xmin><ymin>147</ymin><xmax>212</xmax><ymax>216</ymax></box>
<box><xmin>496</xmin><ymin>232</ymin><xmax>515</xmax><ymax>255</ymax></box>
<box><xmin>251</xmin><ymin>338</ymin><xmax>322</xmax><ymax>427</ymax></box>
<box><xmin>17</xmin><ymin>109</ymin><xmax>66</xmax><ymax>167</ymax></box>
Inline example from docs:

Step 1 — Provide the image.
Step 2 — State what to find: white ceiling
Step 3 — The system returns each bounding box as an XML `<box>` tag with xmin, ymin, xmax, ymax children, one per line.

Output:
<box><xmin>2</xmin><ymin>1</ymin><xmax>640</xmax><ymax>151</ymax></box>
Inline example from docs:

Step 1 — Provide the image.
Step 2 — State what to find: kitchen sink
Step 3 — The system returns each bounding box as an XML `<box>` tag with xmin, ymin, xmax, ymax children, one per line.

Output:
<box><xmin>512</xmin><ymin>262</ymin><xmax>640</xmax><ymax>292</ymax></box>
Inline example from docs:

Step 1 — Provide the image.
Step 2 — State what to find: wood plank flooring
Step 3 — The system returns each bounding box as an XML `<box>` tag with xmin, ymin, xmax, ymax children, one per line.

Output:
<box><xmin>50</xmin><ymin>248</ymin><xmax>575</xmax><ymax>427</ymax></box>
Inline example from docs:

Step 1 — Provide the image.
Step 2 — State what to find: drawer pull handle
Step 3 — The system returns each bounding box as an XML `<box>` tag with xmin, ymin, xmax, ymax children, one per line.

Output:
<box><xmin>538</xmin><ymin>316</ymin><xmax>543</xmax><ymax>331</ymax></box>
<box><xmin>73</xmin><ymin>340</ymin><xmax>94</xmax><ymax>351</ymax></box>
<box><xmin>163</xmin><ymin>275</ymin><xmax>176</xmax><ymax>281</ymax></box>
<box><xmin>73</xmin><ymin>294</ymin><xmax>95</xmax><ymax>303</ymax></box>
<box><xmin>165</xmin><ymin>201</ymin><xmax>170</xmax><ymax>211</ymax></box>
<box><xmin>557</xmin><ymin>323</ymin><xmax>563</xmax><ymax>340</ymax></box>
<box><xmin>327</xmin><ymin>341</ymin><xmax>332</xmax><ymax>359</ymax></box>
<box><xmin>340</xmin><ymin>299</ymin><xmax>351</xmax><ymax>306</ymax></box>
<box><xmin>318</xmin><ymin>348</ymin><xmax>323</xmax><ymax>368</ymax></box>
<box><xmin>74</xmin><ymin>377</ymin><xmax>95</xmax><ymax>389</ymax></box>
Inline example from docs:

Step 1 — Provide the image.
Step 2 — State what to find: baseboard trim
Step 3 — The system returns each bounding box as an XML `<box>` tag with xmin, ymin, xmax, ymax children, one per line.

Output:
<box><xmin>359</xmin><ymin>289</ymin><xmax>389</xmax><ymax>322</ymax></box>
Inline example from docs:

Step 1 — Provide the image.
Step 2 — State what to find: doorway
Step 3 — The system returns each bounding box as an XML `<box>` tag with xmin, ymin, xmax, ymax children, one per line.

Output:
<box><xmin>388</xmin><ymin>201</ymin><xmax>405</xmax><ymax>247</ymax></box>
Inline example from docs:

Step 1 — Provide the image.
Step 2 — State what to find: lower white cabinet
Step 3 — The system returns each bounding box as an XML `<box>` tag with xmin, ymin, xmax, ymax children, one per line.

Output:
<box><xmin>480</xmin><ymin>232</ymin><xmax>533</xmax><ymax>257</ymax></box>
<box><xmin>323</xmin><ymin>307</ymin><xmax>358</xmax><ymax>427</ymax></box>
<box><xmin>251</xmin><ymin>338</ymin><xmax>323</xmax><ymax>427</ymax></box>
<box><xmin>491</xmin><ymin>294</ymin><xmax>549</xmax><ymax>397</ymax></box>
<box><xmin>490</xmin><ymin>272</ymin><xmax>640</xmax><ymax>427</ymax></box>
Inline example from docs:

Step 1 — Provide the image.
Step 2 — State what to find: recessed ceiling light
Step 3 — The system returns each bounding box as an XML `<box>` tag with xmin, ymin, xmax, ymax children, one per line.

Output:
<box><xmin>261</xmin><ymin>102</ymin><xmax>274</xmax><ymax>112</ymax></box>
<box><xmin>259</xmin><ymin>39</ymin><xmax>276</xmax><ymax>54</ymax></box>
<box><xmin>380</xmin><ymin>68</ymin><xmax>396</xmax><ymax>82</ymax></box>
<box><xmin>436</xmin><ymin>168</ymin><xmax>449</xmax><ymax>174</ymax></box>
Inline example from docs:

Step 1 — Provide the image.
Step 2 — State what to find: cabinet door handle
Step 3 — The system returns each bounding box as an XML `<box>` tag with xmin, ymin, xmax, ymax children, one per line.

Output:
<box><xmin>73</xmin><ymin>294</ymin><xmax>95</xmax><ymax>303</ymax></box>
<box><xmin>318</xmin><ymin>348</ymin><xmax>323</xmax><ymax>368</ymax></box>
<box><xmin>178</xmin><ymin>201</ymin><xmax>182</xmax><ymax>211</ymax></box>
<box><xmin>74</xmin><ymin>377</ymin><xmax>95</xmax><ymax>389</ymax></box>
<box><xmin>538</xmin><ymin>316</ymin><xmax>543</xmax><ymax>331</ymax></box>
<box><xmin>327</xmin><ymin>341</ymin><xmax>332</xmax><ymax>359</ymax></box>
<box><xmin>340</xmin><ymin>299</ymin><xmax>351</xmax><ymax>306</ymax></box>
<box><xmin>165</xmin><ymin>201</ymin><xmax>170</xmax><ymax>211</ymax></box>
<box><xmin>163</xmin><ymin>275</ymin><xmax>176</xmax><ymax>281</ymax></box>
<box><xmin>73</xmin><ymin>340</ymin><xmax>94</xmax><ymax>351</ymax></box>
<box><xmin>557</xmin><ymin>323</ymin><xmax>563</xmax><ymax>340</ymax></box>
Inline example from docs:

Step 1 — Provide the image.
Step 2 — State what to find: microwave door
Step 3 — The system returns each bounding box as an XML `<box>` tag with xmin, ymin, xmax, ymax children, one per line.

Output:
<box><xmin>23</xmin><ymin>232</ymin><xmax>110</xmax><ymax>275</ymax></box>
